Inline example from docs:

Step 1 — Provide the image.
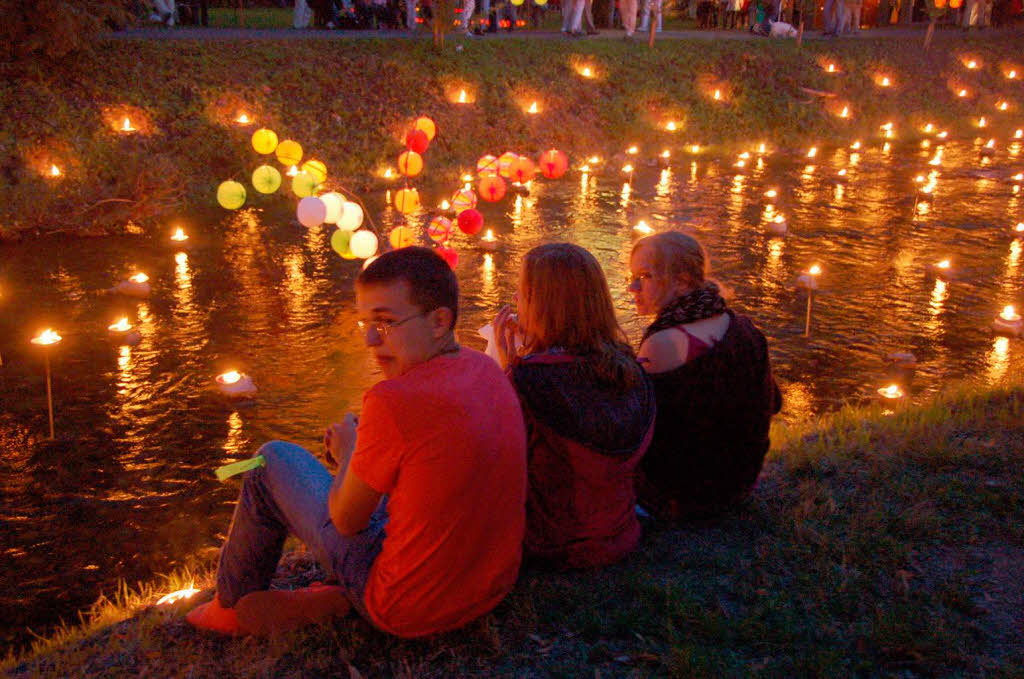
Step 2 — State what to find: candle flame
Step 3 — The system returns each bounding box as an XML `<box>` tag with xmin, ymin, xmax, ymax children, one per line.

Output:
<box><xmin>879</xmin><ymin>76</ymin><xmax>891</xmax><ymax>87</ymax></box>
<box><xmin>527</xmin><ymin>101</ymin><xmax>538</xmax><ymax>114</ymax></box>
<box><xmin>713</xmin><ymin>89</ymin><xmax>721</xmax><ymax>101</ymax></box>
<box><xmin>997</xmin><ymin>102</ymin><xmax>1008</xmax><ymax>111</ymax></box>
<box><xmin>580</xmin><ymin>66</ymin><xmax>593</xmax><ymax>78</ymax></box>
<box><xmin>1001</xmin><ymin>305</ymin><xmax>1019</xmax><ymax>320</ymax></box>
<box><xmin>808</xmin><ymin>264</ymin><xmax>822</xmax><ymax>276</ymax></box>
<box><xmin>622</xmin><ymin>164</ymin><xmax>634</xmax><ymax>173</ymax></box>
<box><xmin>588</xmin><ymin>156</ymin><xmax>600</xmax><ymax>164</ymax></box>
<box><xmin>840</xmin><ymin>106</ymin><xmax>849</xmax><ymax>118</ymax></box>
<box><xmin>665</xmin><ymin>121</ymin><xmax>677</xmax><ymax>132</ymax></box>
<box><xmin>936</xmin><ymin>259</ymin><xmax>951</xmax><ymax>269</ymax></box>
<box><xmin>966</xmin><ymin>60</ymin><xmax>978</xmax><ymax>69</ymax></box>
<box><xmin>807</xmin><ymin>147</ymin><xmax>818</xmax><ymax>158</ymax></box>
<box><xmin>156</xmin><ymin>587</ymin><xmax>201</xmax><ymax>606</ymax></box>
<box><xmin>627</xmin><ymin>146</ymin><xmax>638</xmax><ymax>155</ymax></box>
<box><xmin>661</xmin><ymin>150</ymin><xmax>670</xmax><ymax>158</ymax></box>
<box><xmin>878</xmin><ymin>384</ymin><xmax>904</xmax><ymax>399</ymax></box>
<box><xmin>121</xmin><ymin>117</ymin><xmax>135</xmax><ymax>132</ymax></box>
<box><xmin>171</xmin><ymin>227</ymin><xmax>188</xmax><ymax>242</ymax></box>
<box><xmin>130</xmin><ymin>273</ymin><xmax>149</xmax><ymax>283</ymax></box>
<box><xmin>1016</xmin><ymin>129</ymin><xmax>1023</xmax><ymax>139</ymax></box>
<box><xmin>826</xmin><ymin>63</ymin><xmax>836</xmax><ymax>73</ymax></box>
<box><xmin>218</xmin><ymin>371</ymin><xmax>242</xmax><ymax>385</ymax></box>
<box><xmin>838</xmin><ymin>169</ymin><xmax>847</xmax><ymax>177</ymax></box>
<box><xmin>958</xmin><ymin>89</ymin><xmax>968</xmax><ymax>98</ymax></box>
<box><xmin>634</xmin><ymin>220</ymin><xmax>654</xmax><ymax>234</ymax></box>
<box><xmin>579</xmin><ymin>164</ymin><xmax>591</xmax><ymax>173</ymax></box>
<box><xmin>690</xmin><ymin>144</ymin><xmax>701</xmax><ymax>154</ymax></box>
<box><xmin>108</xmin><ymin>317</ymin><xmax>132</xmax><ymax>332</ymax></box>
<box><xmin>758</xmin><ymin>143</ymin><xmax>767</xmax><ymax>154</ymax></box>
<box><xmin>1008</xmin><ymin>70</ymin><xmax>1018</xmax><ymax>79</ymax></box>
<box><xmin>764</xmin><ymin>189</ymin><xmax>777</xmax><ymax>198</ymax></box>
<box><xmin>1015</xmin><ymin>222</ymin><xmax>1024</xmax><ymax>232</ymax></box>
<box><xmin>287</xmin><ymin>165</ymin><xmax>299</xmax><ymax>177</ymax></box>
<box><xmin>979</xmin><ymin>117</ymin><xmax>987</xmax><ymax>128</ymax></box>
<box><xmin>482</xmin><ymin>229</ymin><xmax>496</xmax><ymax>241</ymax></box>
<box><xmin>851</xmin><ymin>140</ymin><xmax>862</xmax><ymax>150</ymax></box>
<box><xmin>773</xmin><ymin>215</ymin><xmax>786</xmax><ymax>224</ymax></box>
<box><xmin>49</xmin><ymin>164</ymin><xmax>61</xmax><ymax>177</ymax></box>
<box><xmin>383</xmin><ymin>168</ymin><xmax>393</xmax><ymax>179</ymax></box>
<box><xmin>439</xmin><ymin>199</ymin><xmax>451</xmax><ymax>210</ymax></box>
<box><xmin>735</xmin><ymin>159</ymin><xmax>747</xmax><ymax>168</ymax></box>
<box><xmin>458</xmin><ymin>89</ymin><xmax>467</xmax><ymax>103</ymax></box>
<box><xmin>32</xmin><ymin>328</ymin><xmax>62</xmax><ymax>345</ymax></box>
<box><xmin>924</xmin><ymin>123</ymin><xmax>934</xmax><ymax>133</ymax></box>
<box><xmin>236</xmin><ymin>113</ymin><xmax>251</xmax><ymax>124</ymax></box>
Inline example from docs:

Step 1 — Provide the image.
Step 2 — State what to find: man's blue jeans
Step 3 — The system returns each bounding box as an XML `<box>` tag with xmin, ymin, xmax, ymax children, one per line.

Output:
<box><xmin>215</xmin><ymin>440</ymin><xmax>386</xmax><ymax>622</ymax></box>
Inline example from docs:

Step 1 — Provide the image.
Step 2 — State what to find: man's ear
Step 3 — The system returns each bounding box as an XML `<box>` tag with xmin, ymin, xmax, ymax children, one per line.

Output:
<box><xmin>430</xmin><ymin>307</ymin><xmax>455</xmax><ymax>338</ymax></box>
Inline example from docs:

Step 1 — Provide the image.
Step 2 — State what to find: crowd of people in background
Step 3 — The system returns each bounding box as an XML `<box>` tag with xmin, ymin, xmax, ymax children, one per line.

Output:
<box><xmin>138</xmin><ymin>0</ymin><xmax>1022</xmax><ymax>32</ymax></box>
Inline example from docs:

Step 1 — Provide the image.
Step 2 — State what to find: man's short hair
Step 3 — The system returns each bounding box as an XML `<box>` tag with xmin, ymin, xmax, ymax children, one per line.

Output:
<box><xmin>357</xmin><ymin>247</ymin><xmax>459</xmax><ymax>330</ymax></box>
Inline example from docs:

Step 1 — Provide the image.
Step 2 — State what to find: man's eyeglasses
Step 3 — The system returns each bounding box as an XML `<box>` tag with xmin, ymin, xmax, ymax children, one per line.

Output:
<box><xmin>357</xmin><ymin>311</ymin><xmax>428</xmax><ymax>339</ymax></box>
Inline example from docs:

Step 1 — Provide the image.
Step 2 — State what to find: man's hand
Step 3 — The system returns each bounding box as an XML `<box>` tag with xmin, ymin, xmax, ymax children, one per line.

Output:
<box><xmin>324</xmin><ymin>413</ymin><xmax>358</xmax><ymax>472</ymax></box>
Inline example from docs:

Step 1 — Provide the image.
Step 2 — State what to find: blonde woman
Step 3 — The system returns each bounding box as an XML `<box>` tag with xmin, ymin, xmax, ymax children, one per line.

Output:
<box><xmin>628</xmin><ymin>232</ymin><xmax>781</xmax><ymax>520</ymax></box>
<box><xmin>493</xmin><ymin>243</ymin><xmax>655</xmax><ymax>568</ymax></box>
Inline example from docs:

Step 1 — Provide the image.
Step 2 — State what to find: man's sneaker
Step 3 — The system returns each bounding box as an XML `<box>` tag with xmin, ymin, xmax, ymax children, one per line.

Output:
<box><xmin>235</xmin><ymin>583</ymin><xmax>351</xmax><ymax>637</ymax></box>
<box><xmin>186</xmin><ymin>595</ymin><xmax>248</xmax><ymax>636</ymax></box>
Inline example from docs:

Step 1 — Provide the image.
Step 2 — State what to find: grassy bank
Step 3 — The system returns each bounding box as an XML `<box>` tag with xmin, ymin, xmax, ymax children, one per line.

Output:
<box><xmin>5</xmin><ymin>380</ymin><xmax>1024</xmax><ymax>677</ymax></box>
<box><xmin>2</xmin><ymin>30</ymin><xmax>1023</xmax><ymax>239</ymax></box>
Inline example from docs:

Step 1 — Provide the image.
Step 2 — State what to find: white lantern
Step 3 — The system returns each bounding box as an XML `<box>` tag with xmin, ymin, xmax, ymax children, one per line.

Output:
<box><xmin>296</xmin><ymin>196</ymin><xmax>327</xmax><ymax>228</ymax></box>
<box><xmin>350</xmin><ymin>230</ymin><xmax>378</xmax><ymax>259</ymax></box>
<box><xmin>337</xmin><ymin>201</ymin><xmax>364</xmax><ymax>232</ymax></box>
<box><xmin>320</xmin><ymin>192</ymin><xmax>345</xmax><ymax>225</ymax></box>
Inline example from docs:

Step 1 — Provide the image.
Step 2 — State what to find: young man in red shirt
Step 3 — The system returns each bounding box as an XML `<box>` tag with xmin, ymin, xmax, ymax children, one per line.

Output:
<box><xmin>188</xmin><ymin>247</ymin><xmax>527</xmax><ymax>637</ymax></box>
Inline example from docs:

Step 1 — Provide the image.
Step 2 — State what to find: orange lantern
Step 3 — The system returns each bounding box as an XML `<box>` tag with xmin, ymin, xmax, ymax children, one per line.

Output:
<box><xmin>413</xmin><ymin>116</ymin><xmax>437</xmax><ymax>141</ymax></box>
<box><xmin>934</xmin><ymin>0</ymin><xmax>947</xmax><ymax>7</ymax></box>
<box><xmin>478</xmin><ymin>175</ymin><xmax>507</xmax><ymax>202</ymax></box>
<box><xmin>538</xmin><ymin>149</ymin><xmax>569</xmax><ymax>179</ymax></box>
<box><xmin>497</xmin><ymin>152</ymin><xmax>519</xmax><ymax>179</ymax></box>
<box><xmin>511</xmin><ymin>156</ymin><xmax>536</xmax><ymax>183</ymax></box>
<box><xmin>389</xmin><ymin>226</ymin><xmax>416</xmax><ymax>249</ymax></box>
<box><xmin>397</xmin><ymin>151</ymin><xmax>423</xmax><ymax>177</ymax></box>
<box><xmin>393</xmin><ymin>188</ymin><xmax>421</xmax><ymax>214</ymax></box>
<box><xmin>949</xmin><ymin>0</ymin><xmax>961</xmax><ymax>7</ymax></box>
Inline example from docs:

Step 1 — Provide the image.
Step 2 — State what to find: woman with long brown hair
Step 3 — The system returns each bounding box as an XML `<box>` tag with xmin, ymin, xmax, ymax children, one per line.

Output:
<box><xmin>493</xmin><ymin>243</ymin><xmax>655</xmax><ymax>569</ymax></box>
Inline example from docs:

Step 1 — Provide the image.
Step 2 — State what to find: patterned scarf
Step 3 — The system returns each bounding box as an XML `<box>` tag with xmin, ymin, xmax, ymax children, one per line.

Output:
<box><xmin>642</xmin><ymin>282</ymin><xmax>729</xmax><ymax>342</ymax></box>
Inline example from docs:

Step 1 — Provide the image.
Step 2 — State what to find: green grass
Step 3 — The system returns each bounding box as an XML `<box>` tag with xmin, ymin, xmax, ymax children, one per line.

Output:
<box><xmin>2</xmin><ymin>31</ymin><xmax>1022</xmax><ymax>239</ymax></box>
<box><xmin>5</xmin><ymin>380</ymin><xmax>1024</xmax><ymax>677</ymax></box>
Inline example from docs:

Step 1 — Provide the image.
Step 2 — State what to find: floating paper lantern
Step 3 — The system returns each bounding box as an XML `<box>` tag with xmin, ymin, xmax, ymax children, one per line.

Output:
<box><xmin>498</xmin><ymin>152</ymin><xmax>519</xmax><ymax>178</ymax></box>
<box><xmin>217</xmin><ymin>180</ymin><xmax>246</xmax><ymax>210</ymax></box>
<box><xmin>276</xmin><ymin>140</ymin><xmax>303</xmax><ymax>166</ymax></box>
<box><xmin>458</xmin><ymin>208</ymin><xmax>484</xmax><ymax>235</ymax></box>
<box><xmin>350</xmin><ymin>230</ymin><xmax>379</xmax><ymax>259</ymax></box>
<box><xmin>291</xmin><ymin>171</ymin><xmax>317</xmax><ymax>198</ymax></box>
<box><xmin>115</xmin><ymin>273</ymin><xmax>152</xmax><ymax>298</ymax></box>
<box><xmin>331</xmin><ymin>229</ymin><xmax>356</xmax><ymax>259</ymax></box>
<box><xmin>451</xmin><ymin>188</ymin><xmax>477</xmax><ymax>213</ymax></box>
<box><xmin>389</xmin><ymin>226</ymin><xmax>416</xmax><ymax>249</ymax></box>
<box><xmin>252</xmin><ymin>128</ymin><xmax>279</xmax><ymax>155</ymax></box>
<box><xmin>337</xmin><ymin>201</ymin><xmax>364</xmax><ymax>231</ymax></box>
<box><xmin>538</xmin><ymin>149</ymin><xmax>568</xmax><ymax>179</ymax></box>
<box><xmin>251</xmin><ymin>165</ymin><xmax>282</xmax><ymax>194</ymax></box>
<box><xmin>413</xmin><ymin>116</ymin><xmax>437</xmax><ymax>141</ymax></box>
<box><xmin>398</xmin><ymin>150</ymin><xmax>424</xmax><ymax>177</ymax></box>
<box><xmin>297</xmin><ymin>196</ymin><xmax>327</xmax><ymax>228</ymax></box>
<box><xmin>428</xmin><ymin>216</ymin><xmax>453</xmax><ymax>243</ymax></box>
<box><xmin>477</xmin><ymin>154</ymin><xmax>499</xmax><ymax>177</ymax></box>
<box><xmin>437</xmin><ymin>246</ymin><xmax>459</xmax><ymax>270</ymax></box>
<box><xmin>301</xmin><ymin>159</ymin><xmax>327</xmax><ymax>184</ymax></box>
<box><xmin>320</xmin><ymin>192</ymin><xmax>345</xmax><ymax>224</ymax></box>
<box><xmin>406</xmin><ymin>129</ymin><xmax>430</xmax><ymax>153</ymax></box>
<box><xmin>216</xmin><ymin>371</ymin><xmax>258</xmax><ymax>397</ymax></box>
<box><xmin>478</xmin><ymin>175</ymin><xmax>506</xmax><ymax>202</ymax></box>
<box><xmin>511</xmin><ymin>156</ymin><xmax>536</xmax><ymax>184</ymax></box>
<box><xmin>394</xmin><ymin>188</ymin><xmax>421</xmax><ymax>214</ymax></box>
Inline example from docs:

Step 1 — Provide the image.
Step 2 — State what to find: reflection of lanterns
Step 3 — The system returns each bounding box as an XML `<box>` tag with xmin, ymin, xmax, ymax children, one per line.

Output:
<box><xmin>877</xmin><ymin>384</ymin><xmax>905</xmax><ymax>399</ymax></box>
<box><xmin>993</xmin><ymin>305</ymin><xmax>1023</xmax><ymax>336</ymax></box>
<box><xmin>480</xmin><ymin>229</ymin><xmax>498</xmax><ymax>251</ymax></box>
<box><xmin>216</xmin><ymin>371</ymin><xmax>258</xmax><ymax>398</ymax></box>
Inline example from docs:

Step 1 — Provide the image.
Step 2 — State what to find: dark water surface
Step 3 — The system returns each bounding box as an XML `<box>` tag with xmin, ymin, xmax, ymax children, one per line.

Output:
<box><xmin>1</xmin><ymin>137</ymin><xmax>1022</xmax><ymax>651</ymax></box>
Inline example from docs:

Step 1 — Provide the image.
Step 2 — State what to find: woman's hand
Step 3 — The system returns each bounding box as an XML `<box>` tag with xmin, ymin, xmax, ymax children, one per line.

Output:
<box><xmin>493</xmin><ymin>304</ymin><xmax>520</xmax><ymax>371</ymax></box>
<box><xmin>324</xmin><ymin>413</ymin><xmax>358</xmax><ymax>472</ymax></box>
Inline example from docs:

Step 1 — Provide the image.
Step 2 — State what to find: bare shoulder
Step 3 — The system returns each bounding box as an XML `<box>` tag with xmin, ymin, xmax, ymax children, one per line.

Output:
<box><xmin>638</xmin><ymin>328</ymin><xmax>688</xmax><ymax>374</ymax></box>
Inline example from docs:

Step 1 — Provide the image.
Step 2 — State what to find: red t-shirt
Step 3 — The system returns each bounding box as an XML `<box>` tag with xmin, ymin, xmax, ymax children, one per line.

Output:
<box><xmin>350</xmin><ymin>348</ymin><xmax>527</xmax><ymax>638</ymax></box>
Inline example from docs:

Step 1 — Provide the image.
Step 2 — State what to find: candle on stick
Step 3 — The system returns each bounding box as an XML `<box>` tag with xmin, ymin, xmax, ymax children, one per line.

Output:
<box><xmin>797</xmin><ymin>265</ymin><xmax>821</xmax><ymax>337</ymax></box>
<box><xmin>877</xmin><ymin>384</ymin><xmax>905</xmax><ymax>399</ymax></box>
<box><xmin>30</xmin><ymin>329</ymin><xmax>62</xmax><ymax>438</ymax></box>
<box><xmin>107</xmin><ymin>317</ymin><xmax>142</xmax><ymax>345</ymax></box>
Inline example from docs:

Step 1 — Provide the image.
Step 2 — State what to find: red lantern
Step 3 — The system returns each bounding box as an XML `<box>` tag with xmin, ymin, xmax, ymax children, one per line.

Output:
<box><xmin>511</xmin><ymin>156</ymin><xmax>536</xmax><ymax>183</ymax></box>
<box><xmin>457</xmin><ymin>208</ymin><xmax>484</xmax><ymax>235</ymax></box>
<box><xmin>406</xmin><ymin>129</ymin><xmax>430</xmax><ymax>153</ymax></box>
<box><xmin>437</xmin><ymin>246</ymin><xmax>459</xmax><ymax>270</ymax></box>
<box><xmin>478</xmin><ymin>175</ymin><xmax>507</xmax><ymax>202</ymax></box>
<box><xmin>538</xmin><ymin>149</ymin><xmax>569</xmax><ymax>179</ymax></box>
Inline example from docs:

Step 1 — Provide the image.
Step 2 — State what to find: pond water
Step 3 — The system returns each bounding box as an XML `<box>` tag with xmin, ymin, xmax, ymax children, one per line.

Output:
<box><xmin>1</xmin><ymin>136</ymin><xmax>1022</xmax><ymax>651</ymax></box>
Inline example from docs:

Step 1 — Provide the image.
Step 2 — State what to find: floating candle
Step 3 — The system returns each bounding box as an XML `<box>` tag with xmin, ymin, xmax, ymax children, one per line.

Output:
<box><xmin>766</xmin><ymin>214</ymin><xmax>788</xmax><ymax>236</ymax></box>
<box><xmin>850</xmin><ymin>140</ymin><xmax>862</xmax><ymax>150</ymax></box>
<box><xmin>764</xmin><ymin>189</ymin><xmax>778</xmax><ymax>198</ymax></box>
<box><xmin>1008</xmin><ymin>70</ymin><xmax>1018</xmax><ymax>79</ymax></box>
<box><xmin>807</xmin><ymin>147</ymin><xmax>818</xmax><ymax>158</ymax></box>
<box><xmin>930</xmin><ymin>259</ymin><xmax>954</xmax><ymax>279</ymax></box>
<box><xmin>580</xmin><ymin>66</ymin><xmax>594</xmax><ymax>78</ymax></box>
<box><xmin>839</xmin><ymin>106</ymin><xmax>850</xmax><ymax>119</ymax></box>
<box><xmin>796</xmin><ymin>264</ymin><xmax>822</xmax><ymax>290</ymax></box>
<box><xmin>634</xmin><ymin>220</ymin><xmax>654</xmax><ymax>235</ymax></box>
<box><xmin>997</xmin><ymin>101</ymin><xmax>1008</xmax><ymax>112</ymax></box>
<box><xmin>877</xmin><ymin>384</ymin><xmax>905</xmax><ymax>399</ymax></box>
<box><xmin>690</xmin><ymin>144</ymin><xmax>701</xmax><ymax>154</ymax></box>
<box><xmin>457</xmin><ymin>89</ymin><xmax>468</xmax><ymax>103</ymax></box>
<box><xmin>31</xmin><ymin>328</ymin><xmax>62</xmax><ymax>346</ymax></box>
<box><xmin>713</xmin><ymin>89</ymin><xmax>721</xmax><ymax>101</ymax></box>
<box><xmin>626</xmin><ymin>146</ymin><xmax>638</xmax><ymax>155</ymax></box>
<box><xmin>49</xmin><ymin>165</ymin><xmax>61</xmax><ymax>177</ymax></box>
<box><xmin>887</xmin><ymin>351</ymin><xmax>918</xmax><ymax>369</ymax></box>
<box><xmin>235</xmin><ymin>113</ymin><xmax>252</xmax><ymax>125</ymax></box>
<box><xmin>171</xmin><ymin>227</ymin><xmax>188</xmax><ymax>243</ymax></box>
<box><xmin>957</xmin><ymin>89</ymin><xmax>968</xmax><ymax>98</ymax></box>
<box><xmin>665</xmin><ymin>121</ymin><xmax>677</xmax><ymax>132</ymax></box>
<box><xmin>121</xmin><ymin>117</ymin><xmax>136</xmax><ymax>133</ymax></box>
<box><xmin>826</xmin><ymin>63</ymin><xmax>836</xmax><ymax>73</ymax></box>
<box><xmin>114</xmin><ymin>273</ymin><xmax>151</xmax><ymax>298</ymax></box>
<box><xmin>527</xmin><ymin>101</ymin><xmax>539</xmax><ymax>114</ymax></box>
<box><xmin>992</xmin><ymin>305</ymin><xmax>1023</xmax><ymax>336</ymax></box>
<box><xmin>479</xmin><ymin>229</ymin><xmax>497</xmax><ymax>251</ymax></box>
<box><xmin>965</xmin><ymin>59</ymin><xmax>978</xmax><ymax>69</ymax></box>
<box><xmin>107</xmin><ymin>317</ymin><xmax>142</xmax><ymax>345</ymax></box>
<box><xmin>216</xmin><ymin>371</ymin><xmax>258</xmax><ymax>397</ymax></box>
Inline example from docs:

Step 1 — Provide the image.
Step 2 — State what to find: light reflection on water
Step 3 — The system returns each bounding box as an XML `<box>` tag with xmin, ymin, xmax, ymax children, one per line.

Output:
<box><xmin>1</xmin><ymin>138</ymin><xmax>1023</xmax><ymax>650</ymax></box>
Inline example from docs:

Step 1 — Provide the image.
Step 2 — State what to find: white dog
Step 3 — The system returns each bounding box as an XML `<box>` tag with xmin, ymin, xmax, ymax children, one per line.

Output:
<box><xmin>769</xmin><ymin>20</ymin><xmax>799</xmax><ymax>37</ymax></box>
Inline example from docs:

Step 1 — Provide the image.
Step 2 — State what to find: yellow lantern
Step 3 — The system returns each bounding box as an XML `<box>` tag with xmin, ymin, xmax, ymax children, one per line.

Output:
<box><xmin>301</xmin><ymin>159</ymin><xmax>327</xmax><ymax>184</ymax></box>
<box><xmin>331</xmin><ymin>228</ymin><xmax>356</xmax><ymax>259</ymax></box>
<box><xmin>413</xmin><ymin>116</ymin><xmax>437</xmax><ymax>141</ymax></box>
<box><xmin>498</xmin><ymin>151</ymin><xmax>519</xmax><ymax>179</ymax></box>
<box><xmin>477</xmin><ymin>154</ymin><xmax>499</xmax><ymax>177</ymax></box>
<box><xmin>389</xmin><ymin>226</ymin><xmax>416</xmax><ymax>249</ymax></box>
<box><xmin>350</xmin><ymin>230</ymin><xmax>379</xmax><ymax>259</ymax></box>
<box><xmin>251</xmin><ymin>165</ymin><xmax>282</xmax><ymax>194</ymax></box>
<box><xmin>217</xmin><ymin>180</ymin><xmax>246</xmax><ymax>210</ymax></box>
<box><xmin>276</xmin><ymin>140</ymin><xmax>303</xmax><ymax>167</ymax></box>
<box><xmin>397</xmin><ymin>151</ymin><xmax>424</xmax><ymax>177</ymax></box>
<box><xmin>394</xmin><ymin>188</ymin><xmax>421</xmax><ymax>214</ymax></box>
<box><xmin>291</xmin><ymin>171</ymin><xmax>317</xmax><ymax>198</ymax></box>
<box><xmin>251</xmin><ymin>128</ymin><xmax>278</xmax><ymax>155</ymax></box>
